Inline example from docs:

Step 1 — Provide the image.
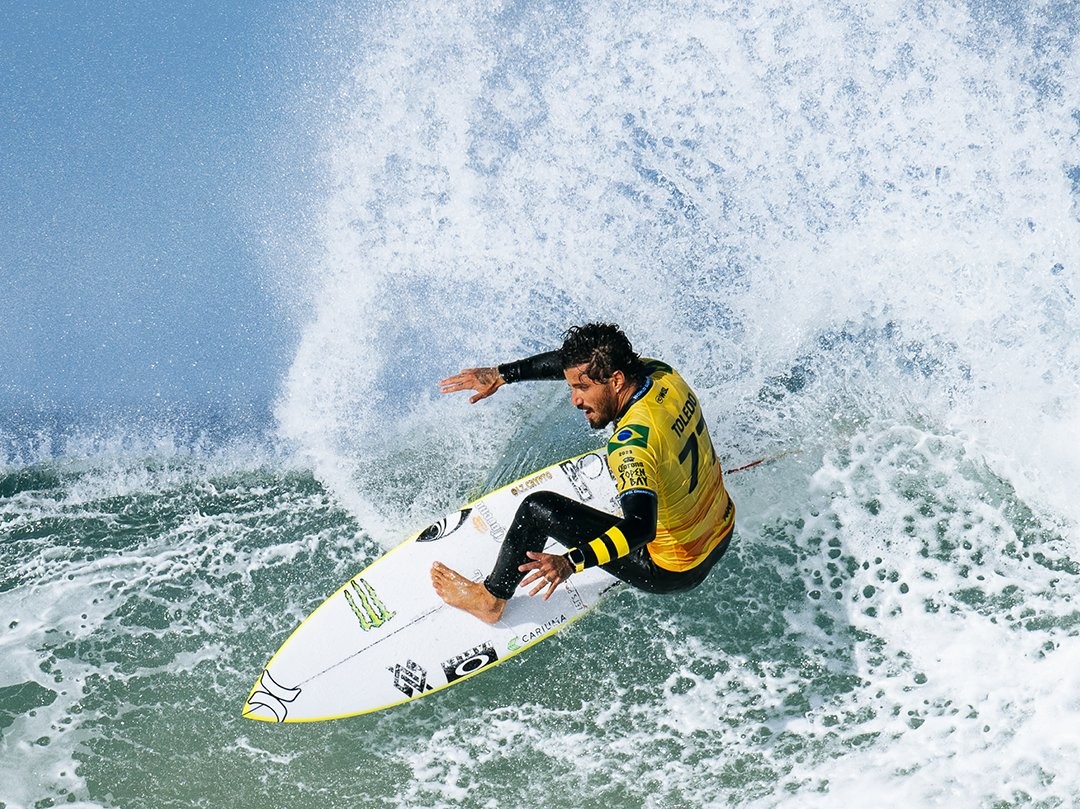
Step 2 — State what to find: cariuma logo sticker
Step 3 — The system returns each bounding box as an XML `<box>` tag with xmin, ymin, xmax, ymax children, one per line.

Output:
<box><xmin>344</xmin><ymin>578</ymin><xmax>396</xmax><ymax>631</ymax></box>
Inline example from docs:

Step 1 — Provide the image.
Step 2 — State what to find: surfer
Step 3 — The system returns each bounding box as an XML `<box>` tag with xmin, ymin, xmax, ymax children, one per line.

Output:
<box><xmin>431</xmin><ymin>323</ymin><xmax>735</xmax><ymax>624</ymax></box>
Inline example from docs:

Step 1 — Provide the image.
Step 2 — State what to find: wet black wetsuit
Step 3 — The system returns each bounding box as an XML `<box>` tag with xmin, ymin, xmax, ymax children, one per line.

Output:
<box><xmin>483</xmin><ymin>351</ymin><xmax>735</xmax><ymax>599</ymax></box>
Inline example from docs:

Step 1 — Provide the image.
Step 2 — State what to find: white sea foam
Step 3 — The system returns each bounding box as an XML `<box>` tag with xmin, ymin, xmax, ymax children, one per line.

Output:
<box><xmin>5</xmin><ymin>0</ymin><xmax>1078</xmax><ymax>806</ymax></box>
<box><xmin>269</xmin><ymin>0</ymin><xmax>1080</xmax><ymax>804</ymax></box>
<box><xmin>0</xmin><ymin>456</ymin><xmax>357</xmax><ymax>808</ymax></box>
<box><xmin>278</xmin><ymin>0</ymin><xmax>1079</xmax><ymax>527</ymax></box>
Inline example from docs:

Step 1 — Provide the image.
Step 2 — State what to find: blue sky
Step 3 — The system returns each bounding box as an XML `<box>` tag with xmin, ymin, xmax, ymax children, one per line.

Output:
<box><xmin>0</xmin><ymin>1</ymin><xmax>333</xmax><ymax>431</ymax></box>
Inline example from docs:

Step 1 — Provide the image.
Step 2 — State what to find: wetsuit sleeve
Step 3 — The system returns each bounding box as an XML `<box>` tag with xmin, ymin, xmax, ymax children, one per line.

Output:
<box><xmin>497</xmin><ymin>350</ymin><xmax>564</xmax><ymax>384</ymax></box>
<box><xmin>563</xmin><ymin>490</ymin><xmax>658</xmax><ymax>573</ymax></box>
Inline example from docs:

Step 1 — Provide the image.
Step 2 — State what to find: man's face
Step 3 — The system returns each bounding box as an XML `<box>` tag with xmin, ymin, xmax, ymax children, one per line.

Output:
<box><xmin>563</xmin><ymin>363</ymin><xmax>622</xmax><ymax>429</ymax></box>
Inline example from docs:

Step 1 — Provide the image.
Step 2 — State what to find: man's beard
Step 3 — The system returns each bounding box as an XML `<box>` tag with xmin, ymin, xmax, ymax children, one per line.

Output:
<box><xmin>582</xmin><ymin>387</ymin><xmax>619</xmax><ymax>429</ymax></box>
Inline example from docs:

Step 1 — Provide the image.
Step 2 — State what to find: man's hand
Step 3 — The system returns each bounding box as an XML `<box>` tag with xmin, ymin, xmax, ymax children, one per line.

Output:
<box><xmin>518</xmin><ymin>551</ymin><xmax>574</xmax><ymax>601</ymax></box>
<box><xmin>438</xmin><ymin>367</ymin><xmax>505</xmax><ymax>404</ymax></box>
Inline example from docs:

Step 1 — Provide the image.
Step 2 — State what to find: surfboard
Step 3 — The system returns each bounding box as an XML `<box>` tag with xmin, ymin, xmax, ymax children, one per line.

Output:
<box><xmin>242</xmin><ymin>449</ymin><xmax>623</xmax><ymax>722</ymax></box>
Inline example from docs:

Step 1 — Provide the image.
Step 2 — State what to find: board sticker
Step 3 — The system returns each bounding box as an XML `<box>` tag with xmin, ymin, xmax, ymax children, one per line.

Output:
<box><xmin>442</xmin><ymin>643</ymin><xmax>499</xmax><ymax>683</ymax></box>
<box><xmin>389</xmin><ymin>659</ymin><xmax>435</xmax><ymax>698</ymax></box>
<box><xmin>246</xmin><ymin>670</ymin><xmax>302</xmax><ymax>723</ymax></box>
<box><xmin>417</xmin><ymin>508</ymin><xmax>472</xmax><ymax>542</ymax></box>
<box><xmin>343</xmin><ymin>578</ymin><xmax>396</xmax><ymax>631</ymax></box>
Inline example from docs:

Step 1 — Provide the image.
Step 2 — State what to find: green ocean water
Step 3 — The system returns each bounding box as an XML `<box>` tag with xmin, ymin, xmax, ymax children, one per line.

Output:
<box><xmin>5</xmin><ymin>0</ymin><xmax>1080</xmax><ymax>804</ymax></box>
<box><xmin>3</xmin><ymin>420</ymin><xmax>1077</xmax><ymax>808</ymax></box>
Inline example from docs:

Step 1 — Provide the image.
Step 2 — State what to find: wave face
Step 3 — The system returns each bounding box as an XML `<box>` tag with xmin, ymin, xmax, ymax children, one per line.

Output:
<box><xmin>3</xmin><ymin>0</ymin><xmax>1079</xmax><ymax>807</ymax></box>
<box><xmin>279</xmin><ymin>0</ymin><xmax>1080</xmax><ymax>531</ymax></box>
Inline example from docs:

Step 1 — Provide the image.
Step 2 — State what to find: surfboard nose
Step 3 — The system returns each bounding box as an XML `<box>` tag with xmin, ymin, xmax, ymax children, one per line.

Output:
<box><xmin>242</xmin><ymin>669</ymin><xmax>302</xmax><ymax>723</ymax></box>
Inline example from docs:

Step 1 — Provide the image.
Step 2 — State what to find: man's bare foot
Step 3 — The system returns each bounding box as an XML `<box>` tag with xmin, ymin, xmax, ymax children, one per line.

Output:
<box><xmin>430</xmin><ymin>562</ymin><xmax>506</xmax><ymax>624</ymax></box>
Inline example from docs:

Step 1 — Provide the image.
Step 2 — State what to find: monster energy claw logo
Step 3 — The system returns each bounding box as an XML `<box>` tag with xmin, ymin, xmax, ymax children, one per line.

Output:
<box><xmin>343</xmin><ymin>578</ymin><xmax>396</xmax><ymax>631</ymax></box>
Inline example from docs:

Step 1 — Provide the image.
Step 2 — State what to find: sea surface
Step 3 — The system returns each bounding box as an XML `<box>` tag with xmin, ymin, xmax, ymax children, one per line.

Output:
<box><xmin>3</xmin><ymin>0</ymin><xmax>1080</xmax><ymax>807</ymax></box>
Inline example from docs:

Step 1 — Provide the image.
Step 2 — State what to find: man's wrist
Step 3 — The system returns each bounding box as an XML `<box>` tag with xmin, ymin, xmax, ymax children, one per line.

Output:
<box><xmin>496</xmin><ymin>362</ymin><xmax>517</xmax><ymax>384</ymax></box>
<box><xmin>564</xmin><ymin>548</ymin><xmax>586</xmax><ymax>574</ymax></box>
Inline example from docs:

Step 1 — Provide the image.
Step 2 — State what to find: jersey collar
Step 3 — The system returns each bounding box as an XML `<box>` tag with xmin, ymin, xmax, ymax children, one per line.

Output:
<box><xmin>614</xmin><ymin>376</ymin><xmax>652</xmax><ymax>426</ymax></box>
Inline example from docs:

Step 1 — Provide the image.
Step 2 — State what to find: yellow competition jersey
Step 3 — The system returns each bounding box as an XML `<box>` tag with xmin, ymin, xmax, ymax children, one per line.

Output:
<box><xmin>606</xmin><ymin>360</ymin><xmax>734</xmax><ymax>571</ymax></box>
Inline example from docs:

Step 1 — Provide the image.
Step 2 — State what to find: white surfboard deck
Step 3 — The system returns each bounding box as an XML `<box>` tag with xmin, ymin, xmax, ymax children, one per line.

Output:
<box><xmin>242</xmin><ymin>449</ymin><xmax>623</xmax><ymax>722</ymax></box>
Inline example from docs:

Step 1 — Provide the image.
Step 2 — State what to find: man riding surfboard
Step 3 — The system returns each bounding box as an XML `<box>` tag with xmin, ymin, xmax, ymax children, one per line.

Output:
<box><xmin>432</xmin><ymin>323</ymin><xmax>735</xmax><ymax>623</ymax></box>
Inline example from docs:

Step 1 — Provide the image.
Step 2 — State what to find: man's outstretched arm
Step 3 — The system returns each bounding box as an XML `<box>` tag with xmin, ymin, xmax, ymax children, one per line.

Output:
<box><xmin>439</xmin><ymin>350</ymin><xmax>564</xmax><ymax>403</ymax></box>
<box><xmin>438</xmin><ymin>367</ymin><xmax>506</xmax><ymax>403</ymax></box>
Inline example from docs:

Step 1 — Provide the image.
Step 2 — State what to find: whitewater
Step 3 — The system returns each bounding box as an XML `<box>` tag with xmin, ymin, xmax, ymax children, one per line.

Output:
<box><xmin>3</xmin><ymin>0</ymin><xmax>1079</xmax><ymax>807</ymax></box>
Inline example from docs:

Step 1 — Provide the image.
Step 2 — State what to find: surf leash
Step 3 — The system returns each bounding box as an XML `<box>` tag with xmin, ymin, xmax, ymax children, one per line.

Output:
<box><xmin>724</xmin><ymin>449</ymin><xmax>800</xmax><ymax>475</ymax></box>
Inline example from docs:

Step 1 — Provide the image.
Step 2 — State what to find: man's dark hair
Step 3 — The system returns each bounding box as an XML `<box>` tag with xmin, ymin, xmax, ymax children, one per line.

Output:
<box><xmin>560</xmin><ymin>323</ymin><xmax>647</xmax><ymax>386</ymax></box>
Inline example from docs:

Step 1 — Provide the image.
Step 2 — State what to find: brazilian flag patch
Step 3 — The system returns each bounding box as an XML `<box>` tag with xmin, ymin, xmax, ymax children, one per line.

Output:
<box><xmin>609</xmin><ymin>424</ymin><xmax>650</xmax><ymax>450</ymax></box>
